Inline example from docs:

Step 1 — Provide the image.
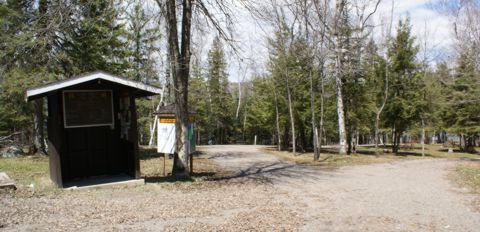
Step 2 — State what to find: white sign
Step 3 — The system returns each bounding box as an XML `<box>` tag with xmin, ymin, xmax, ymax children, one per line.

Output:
<box><xmin>157</xmin><ymin>122</ymin><xmax>175</xmax><ymax>154</ymax></box>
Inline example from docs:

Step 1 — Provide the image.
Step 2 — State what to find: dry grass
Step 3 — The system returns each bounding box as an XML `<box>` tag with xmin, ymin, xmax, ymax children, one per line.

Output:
<box><xmin>263</xmin><ymin>144</ymin><xmax>480</xmax><ymax>168</ymax></box>
<box><xmin>0</xmin><ymin>147</ymin><xmax>225</xmax><ymax>195</ymax></box>
<box><xmin>0</xmin><ymin>155</ymin><xmax>49</xmax><ymax>184</ymax></box>
<box><xmin>263</xmin><ymin>148</ymin><xmax>420</xmax><ymax>168</ymax></box>
<box><xmin>357</xmin><ymin>144</ymin><xmax>479</xmax><ymax>159</ymax></box>
<box><xmin>0</xmin><ymin>155</ymin><xmax>59</xmax><ymax>194</ymax></box>
<box><xmin>139</xmin><ymin>146</ymin><xmax>228</xmax><ymax>181</ymax></box>
<box><xmin>453</xmin><ymin>162</ymin><xmax>480</xmax><ymax>193</ymax></box>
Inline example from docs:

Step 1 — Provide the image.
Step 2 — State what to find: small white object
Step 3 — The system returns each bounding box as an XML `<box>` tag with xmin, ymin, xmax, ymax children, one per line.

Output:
<box><xmin>157</xmin><ymin>122</ymin><xmax>175</xmax><ymax>154</ymax></box>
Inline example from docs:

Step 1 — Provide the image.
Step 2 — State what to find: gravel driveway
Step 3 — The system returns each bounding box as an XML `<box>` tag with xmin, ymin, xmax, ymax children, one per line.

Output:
<box><xmin>1</xmin><ymin>145</ymin><xmax>479</xmax><ymax>231</ymax></box>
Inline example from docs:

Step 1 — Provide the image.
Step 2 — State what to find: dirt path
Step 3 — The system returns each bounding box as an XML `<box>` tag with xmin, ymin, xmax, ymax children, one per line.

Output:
<box><xmin>203</xmin><ymin>145</ymin><xmax>480</xmax><ymax>231</ymax></box>
<box><xmin>1</xmin><ymin>145</ymin><xmax>479</xmax><ymax>231</ymax></box>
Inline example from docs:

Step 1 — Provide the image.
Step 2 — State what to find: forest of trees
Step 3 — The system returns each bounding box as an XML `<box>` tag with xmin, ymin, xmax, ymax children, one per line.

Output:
<box><xmin>1</xmin><ymin>0</ymin><xmax>479</xmax><ymax>164</ymax></box>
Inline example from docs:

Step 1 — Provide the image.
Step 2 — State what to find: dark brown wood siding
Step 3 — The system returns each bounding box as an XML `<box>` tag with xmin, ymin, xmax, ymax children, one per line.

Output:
<box><xmin>46</xmin><ymin>80</ymin><xmax>139</xmax><ymax>184</ymax></box>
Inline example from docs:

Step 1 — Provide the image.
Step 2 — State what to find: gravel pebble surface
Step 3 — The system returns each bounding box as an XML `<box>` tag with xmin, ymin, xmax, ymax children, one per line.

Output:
<box><xmin>1</xmin><ymin>145</ymin><xmax>479</xmax><ymax>231</ymax></box>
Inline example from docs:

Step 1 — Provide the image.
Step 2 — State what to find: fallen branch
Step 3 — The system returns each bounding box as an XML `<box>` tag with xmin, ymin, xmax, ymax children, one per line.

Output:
<box><xmin>0</xmin><ymin>132</ymin><xmax>21</xmax><ymax>141</ymax></box>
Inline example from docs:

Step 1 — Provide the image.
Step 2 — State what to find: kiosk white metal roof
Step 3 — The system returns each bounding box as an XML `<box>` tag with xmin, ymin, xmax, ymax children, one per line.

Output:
<box><xmin>26</xmin><ymin>71</ymin><xmax>162</xmax><ymax>101</ymax></box>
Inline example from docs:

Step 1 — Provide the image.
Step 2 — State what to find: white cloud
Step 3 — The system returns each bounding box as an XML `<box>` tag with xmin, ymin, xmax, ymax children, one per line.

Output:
<box><xmin>220</xmin><ymin>0</ymin><xmax>456</xmax><ymax>81</ymax></box>
<box><xmin>371</xmin><ymin>0</ymin><xmax>454</xmax><ymax>60</ymax></box>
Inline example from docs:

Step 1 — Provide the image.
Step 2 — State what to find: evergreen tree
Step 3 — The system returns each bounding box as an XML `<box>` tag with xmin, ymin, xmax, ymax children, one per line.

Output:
<box><xmin>188</xmin><ymin>60</ymin><xmax>209</xmax><ymax>144</ymax></box>
<box><xmin>125</xmin><ymin>2</ymin><xmax>161</xmax><ymax>145</ymax></box>
<box><xmin>126</xmin><ymin>2</ymin><xmax>160</xmax><ymax>83</ymax></box>
<box><xmin>363</xmin><ymin>39</ymin><xmax>388</xmax><ymax>149</ymax></box>
<box><xmin>206</xmin><ymin>36</ymin><xmax>232</xmax><ymax>144</ymax></box>
<box><xmin>443</xmin><ymin>50</ymin><xmax>480</xmax><ymax>152</ymax></box>
<box><xmin>62</xmin><ymin>0</ymin><xmax>129</xmax><ymax>76</ymax></box>
<box><xmin>0</xmin><ymin>0</ymin><xmax>63</xmax><ymax>152</ymax></box>
<box><xmin>384</xmin><ymin>18</ymin><xmax>421</xmax><ymax>153</ymax></box>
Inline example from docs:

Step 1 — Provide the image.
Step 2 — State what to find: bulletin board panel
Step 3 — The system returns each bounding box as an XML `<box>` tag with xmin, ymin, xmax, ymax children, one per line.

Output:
<box><xmin>62</xmin><ymin>90</ymin><xmax>114</xmax><ymax>128</ymax></box>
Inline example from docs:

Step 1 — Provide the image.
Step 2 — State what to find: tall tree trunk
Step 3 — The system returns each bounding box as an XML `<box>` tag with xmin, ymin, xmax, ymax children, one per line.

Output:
<box><xmin>376</xmin><ymin>0</ymin><xmax>393</xmax><ymax>155</ymax></box>
<box><xmin>310</xmin><ymin>71</ymin><xmax>320</xmax><ymax>160</ymax></box>
<box><xmin>333</xmin><ymin>0</ymin><xmax>347</xmax><ymax>155</ymax></box>
<box><xmin>393</xmin><ymin>130</ymin><xmax>401</xmax><ymax>154</ymax></box>
<box><xmin>374</xmin><ymin>64</ymin><xmax>388</xmax><ymax>155</ymax></box>
<box><xmin>465</xmin><ymin>134</ymin><xmax>476</xmax><ymax>153</ymax></box>
<box><xmin>273</xmin><ymin>85</ymin><xmax>282</xmax><ymax>151</ymax></box>
<box><xmin>460</xmin><ymin>133</ymin><xmax>464</xmax><ymax>151</ymax></box>
<box><xmin>285</xmin><ymin>70</ymin><xmax>296</xmax><ymax>155</ymax></box>
<box><xmin>148</xmin><ymin>85</ymin><xmax>165</xmax><ymax>146</ymax></box>
<box><xmin>353</xmin><ymin>130</ymin><xmax>358</xmax><ymax>154</ymax></box>
<box><xmin>347</xmin><ymin>126</ymin><xmax>352</xmax><ymax>154</ymax></box>
<box><xmin>235</xmin><ymin>81</ymin><xmax>242</xmax><ymax>120</ymax></box>
<box><xmin>243</xmin><ymin>104</ymin><xmax>248</xmax><ymax>141</ymax></box>
<box><xmin>235</xmin><ymin>80</ymin><xmax>242</xmax><ymax>141</ymax></box>
<box><xmin>318</xmin><ymin>68</ymin><xmax>325</xmax><ymax>158</ymax></box>
<box><xmin>334</xmin><ymin>60</ymin><xmax>347</xmax><ymax>154</ymax></box>
<box><xmin>164</xmin><ymin>0</ymin><xmax>192</xmax><ymax>177</ymax></box>
<box><xmin>421</xmin><ymin>118</ymin><xmax>425</xmax><ymax>156</ymax></box>
<box><xmin>33</xmin><ymin>99</ymin><xmax>46</xmax><ymax>155</ymax></box>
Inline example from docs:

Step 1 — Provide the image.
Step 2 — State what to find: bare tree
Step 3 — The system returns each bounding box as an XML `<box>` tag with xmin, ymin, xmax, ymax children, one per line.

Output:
<box><xmin>434</xmin><ymin>0</ymin><xmax>480</xmax><ymax>68</ymax></box>
<box><xmin>309</xmin><ymin>0</ymin><xmax>330</xmax><ymax>160</ymax></box>
<box><xmin>331</xmin><ymin>0</ymin><xmax>348</xmax><ymax>154</ymax></box>
<box><xmin>156</xmin><ymin>0</ymin><xmax>236</xmax><ymax>176</ymax></box>
<box><xmin>161</xmin><ymin>0</ymin><xmax>193</xmax><ymax>176</ymax></box>
<box><xmin>374</xmin><ymin>0</ymin><xmax>394</xmax><ymax>155</ymax></box>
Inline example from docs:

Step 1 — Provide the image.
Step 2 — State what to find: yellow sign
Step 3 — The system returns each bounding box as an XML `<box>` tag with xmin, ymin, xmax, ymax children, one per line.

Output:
<box><xmin>160</xmin><ymin>118</ymin><xmax>176</xmax><ymax>123</ymax></box>
<box><xmin>159</xmin><ymin>116</ymin><xmax>195</xmax><ymax>124</ymax></box>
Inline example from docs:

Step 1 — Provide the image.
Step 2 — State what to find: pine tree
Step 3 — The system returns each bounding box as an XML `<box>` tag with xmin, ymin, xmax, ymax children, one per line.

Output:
<box><xmin>363</xmin><ymin>39</ymin><xmax>388</xmax><ymax>152</ymax></box>
<box><xmin>443</xmin><ymin>50</ymin><xmax>480</xmax><ymax>152</ymax></box>
<box><xmin>384</xmin><ymin>17</ymin><xmax>421</xmax><ymax>153</ymax></box>
<box><xmin>126</xmin><ymin>2</ymin><xmax>160</xmax><ymax>82</ymax></box>
<box><xmin>125</xmin><ymin>2</ymin><xmax>161</xmax><ymax>145</ymax></box>
<box><xmin>206</xmin><ymin>36</ymin><xmax>232</xmax><ymax>144</ymax></box>
<box><xmin>62</xmin><ymin>0</ymin><xmax>129</xmax><ymax>76</ymax></box>
<box><xmin>188</xmin><ymin>60</ymin><xmax>209</xmax><ymax>144</ymax></box>
<box><xmin>0</xmin><ymin>0</ymin><xmax>63</xmax><ymax>152</ymax></box>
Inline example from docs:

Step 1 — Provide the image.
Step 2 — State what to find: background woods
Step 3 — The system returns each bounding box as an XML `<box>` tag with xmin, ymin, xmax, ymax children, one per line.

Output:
<box><xmin>0</xmin><ymin>0</ymin><xmax>479</xmax><ymax>162</ymax></box>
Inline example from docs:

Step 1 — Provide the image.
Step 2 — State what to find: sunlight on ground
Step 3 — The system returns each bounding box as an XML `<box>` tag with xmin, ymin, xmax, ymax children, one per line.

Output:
<box><xmin>263</xmin><ymin>144</ymin><xmax>479</xmax><ymax>168</ymax></box>
<box><xmin>454</xmin><ymin>162</ymin><xmax>480</xmax><ymax>193</ymax></box>
<box><xmin>1</xmin><ymin>144</ymin><xmax>478</xmax><ymax>195</ymax></box>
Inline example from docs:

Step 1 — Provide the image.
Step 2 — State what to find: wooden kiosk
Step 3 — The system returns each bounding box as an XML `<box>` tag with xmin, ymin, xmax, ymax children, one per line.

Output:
<box><xmin>26</xmin><ymin>71</ymin><xmax>162</xmax><ymax>187</ymax></box>
<box><xmin>153</xmin><ymin>104</ymin><xmax>196</xmax><ymax>174</ymax></box>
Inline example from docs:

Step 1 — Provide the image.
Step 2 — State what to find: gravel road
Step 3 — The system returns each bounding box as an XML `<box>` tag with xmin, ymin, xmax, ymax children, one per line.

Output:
<box><xmin>1</xmin><ymin>145</ymin><xmax>479</xmax><ymax>231</ymax></box>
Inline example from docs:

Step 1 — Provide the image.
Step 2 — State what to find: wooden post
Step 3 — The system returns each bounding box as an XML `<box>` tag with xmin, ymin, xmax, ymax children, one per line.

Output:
<box><xmin>130</xmin><ymin>94</ymin><xmax>140</xmax><ymax>179</ymax></box>
<box><xmin>189</xmin><ymin>153</ymin><xmax>193</xmax><ymax>175</ymax></box>
<box><xmin>162</xmin><ymin>153</ymin><xmax>166</xmax><ymax>176</ymax></box>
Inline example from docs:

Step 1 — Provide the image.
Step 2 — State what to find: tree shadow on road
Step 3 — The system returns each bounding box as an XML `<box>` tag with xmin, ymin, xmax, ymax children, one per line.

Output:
<box><xmin>206</xmin><ymin>156</ymin><xmax>336</xmax><ymax>186</ymax></box>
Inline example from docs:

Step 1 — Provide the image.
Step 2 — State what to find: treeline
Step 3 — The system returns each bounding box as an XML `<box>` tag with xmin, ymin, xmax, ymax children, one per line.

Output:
<box><xmin>190</xmin><ymin>1</ymin><xmax>479</xmax><ymax>156</ymax></box>
<box><xmin>0</xmin><ymin>1</ymin><xmax>161</xmax><ymax>152</ymax></box>
<box><xmin>240</xmin><ymin>1</ymin><xmax>480</xmax><ymax>155</ymax></box>
<box><xmin>1</xmin><ymin>0</ymin><xmax>479</xmax><ymax>155</ymax></box>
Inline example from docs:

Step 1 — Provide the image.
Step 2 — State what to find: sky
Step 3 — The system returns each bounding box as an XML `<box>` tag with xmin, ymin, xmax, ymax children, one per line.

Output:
<box><xmin>218</xmin><ymin>0</ymin><xmax>456</xmax><ymax>82</ymax></box>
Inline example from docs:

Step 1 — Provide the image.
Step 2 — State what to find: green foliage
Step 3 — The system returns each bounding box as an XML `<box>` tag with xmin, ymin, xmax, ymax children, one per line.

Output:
<box><xmin>187</xmin><ymin>37</ymin><xmax>236</xmax><ymax>144</ymax></box>
<box><xmin>188</xmin><ymin>61</ymin><xmax>210</xmax><ymax>144</ymax></box>
<box><xmin>62</xmin><ymin>0</ymin><xmax>129</xmax><ymax>76</ymax></box>
<box><xmin>444</xmin><ymin>51</ymin><xmax>480</xmax><ymax>134</ymax></box>
<box><xmin>247</xmin><ymin>22</ymin><xmax>320</xmax><ymax>148</ymax></box>
<box><xmin>126</xmin><ymin>3</ymin><xmax>160</xmax><ymax>82</ymax></box>
<box><xmin>0</xmin><ymin>0</ymin><xmax>478</xmax><ymax>151</ymax></box>
<box><xmin>244</xmin><ymin>76</ymin><xmax>277</xmax><ymax>143</ymax></box>
<box><xmin>125</xmin><ymin>3</ymin><xmax>161</xmax><ymax>145</ymax></box>
<box><xmin>0</xmin><ymin>0</ymin><xmax>154</xmax><ymax>143</ymax></box>
<box><xmin>0</xmin><ymin>0</ymin><xmax>60</xmax><ymax>137</ymax></box>
<box><xmin>384</xmin><ymin>18</ymin><xmax>421</xmax><ymax>142</ymax></box>
<box><xmin>206</xmin><ymin>37</ymin><xmax>234</xmax><ymax>144</ymax></box>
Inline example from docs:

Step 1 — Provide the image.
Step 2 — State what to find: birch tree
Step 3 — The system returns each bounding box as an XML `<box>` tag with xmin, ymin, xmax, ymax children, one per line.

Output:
<box><xmin>332</xmin><ymin>0</ymin><xmax>348</xmax><ymax>154</ymax></box>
